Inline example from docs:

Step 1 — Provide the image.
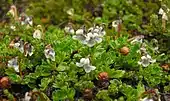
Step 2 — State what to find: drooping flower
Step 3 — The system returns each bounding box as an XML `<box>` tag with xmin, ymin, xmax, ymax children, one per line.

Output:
<box><xmin>10</xmin><ymin>25</ymin><xmax>16</xmax><ymax>31</ymax></box>
<box><xmin>44</xmin><ymin>44</ymin><xmax>55</xmax><ymax>61</ymax></box>
<box><xmin>24</xmin><ymin>92</ymin><xmax>32</xmax><ymax>101</ymax></box>
<box><xmin>151</xmin><ymin>39</ymin><xmax>159</xmax><ymax>53</ymax></box>
<box><xmin>138</xmin><ymin>54</ymin><xmax>156</xmax><ymax>67</ymax></box>
<box><xmin>112</xmin><ymin>20</ymin><xmax>122</xmax><ymax>31</ymax></box>
<box><xmin>76</xmin><ymin>58</ymin><xmax>96</xmax><ymax>73</ymax></box>
<box><xmin>64</xmin><ymin>23</ymin><xmax>75</xmax><ymax>34</ymax></box>
<box><xmin>7</xmin><ymin>5</ymin><xmax>18</xmax><ymax>20</ymax></box>
<box><xmin>129</xmin><ymin>35</ymin><xmax>144</xmax><ymax>44</ymax></box>
<box><xmin>19</xmin><ymin>13</ymin><xmax>33</xmax><ymax>27</ymax></box>
<box><xmin>136</xmin><ymin>43</ymin><xmax>147</xmax><ymax>55</ymax></box>
<box><xmin>66</xmin><ymin>8</ymin><xmax>74</xmax><ymax>16</ymax></box>
<box><xmin>158</xmin><ymin>8</ymin><xmax>168</xmax><ymax>20</ymax></box>
<box><xmin>24</xmin><ymin>42</ymin><xmax>34</xmax><ymax>57</ymax></box>
<box><xmin>9</xmin><ymin>36</ymin><xmax>24</xmax><ymax>53</ymax></box>
<box><xmin>33</xmin><ymin>30</ymin><xmax>42</xmax><ymax>39</ymax></box>
<box><xmin>33</xmin><ymin>25</ymin><xmax>43</xmax><ymax>39</ymax></box>
<box><xmin>14</xmin><ymin>39</ymin><xmax>24</xmax><ymax>53</ymax></box>
<box><xmin>7</xmin><ymin>57</ymin><xmax>19</xmax><ymax>72</ymax></box>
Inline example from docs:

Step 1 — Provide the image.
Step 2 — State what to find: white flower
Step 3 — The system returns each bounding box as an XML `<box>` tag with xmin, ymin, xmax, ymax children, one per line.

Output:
<box><xmin>112</xmin><ymin>20</ymin><xmax>122</xmax><ymax>31</ymax></box>
<box><xmin>25</xmin><ymin>17</ymin><xmax>33</xmax><ymax>26</ymax></box>
<box><xmin>76</xmin><ymin>58</ymin><xmax>96</xmax><ymax>73</ymax></box>
<box><xmin>7</xmin><ymin>57</ymin><xmax>19</xmax><ymax>72</ymax></box>
<box><xmin>10</xmin><ymin>25</ymin><xmax>16</xmax><ymax>31</ymax></box>
<box><xmin>98</xmin><ymin>26</ymin><xmax>106</xmax><ymax>36</ymax></box>
<box><xmin>44</xmin><ymin>44</ymin><xmax>55</xmax><ymax>61</ymax></box>
<box><xmin>24</xmin><ymin>42</ymin><xmax>34</xmax><ymax>57</ymax></box>
<box><xmin>130</xmin><ymin>35</ymin><xmax>144</xmax><ymax>44</ymax></box>
<box><xmin>140</xmin><ymin>97</ymin><xmax>154</xmax><ymax>101</ymax></box>
<box><xmin>158</xmin><ymin>8</ymin><xmax>168</xmax><ymax>20</ymax></box>
<box><xmin>162</xmin><ymin>13</ymin><xmax>168</xmax><ymax>20</ymax></box>
<box><xmin>24</xmin><ymin>92</ymin><xmax>32</xmax><ymax>101</ymax></box>
<box><xmin>7</xmin><ymin>5</ymin><xmax>17</xmax><ymax>18</ymax></box>
<box><xmin>66</xmin><ymin>8</ymin><xmax>74</xmax><ymax>16</ymax></box>
<box><xmin>138</xmin><ymin>54</ymin><xmax>156</xmax><ymax>67</ymax></box>
<box><xmin>64</xmin><ymin>25</ymin><xmax>75</xmax><ymax>34</ymax></box>
<box><xmin>33</xmin><ymin>29</ymin><xmax>42</xmax><ymax>39</ymax></box>
<box><xmin>158</xmin><ymin>8</ymin><xmax>164</xmax><ymax>15</ymax></box>
<box><xmin>151</xmin><ymin>39</ymin><xmax>159</xmax><ymax>53</ymax></box>
<box><xmin>19</xmin><ymin>13</ymin><xmax>33</xmax><ymax>27</ymax></box>
<box><xmin>14</xmin><ymin>40</ymin><xmax>24</xmax><ymax>53</ymax></box>
<box><xmin>86</xmin><ymin>32</ymin><xmax>102</xmax><ymax>47</ymax></box>
<box><xmin>72</xmin><ymin>26</ymin><xmax>87</xmax><ymax>44</ymax></box>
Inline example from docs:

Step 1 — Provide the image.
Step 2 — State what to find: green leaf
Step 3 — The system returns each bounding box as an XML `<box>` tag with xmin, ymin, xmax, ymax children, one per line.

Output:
<box><xmin>57</xmin><ymin>62</ymin><xmax>70</xmax><ymax>71</ymax></box>
<box><xmin>109</xmin><ymin>69</ymin><xmax>125</xmax><ymax>78</ymax></box>
<box><xmin>40</xmin><ymin>77</ymin><xmax>53</xmax><ymax>91</ymax></box>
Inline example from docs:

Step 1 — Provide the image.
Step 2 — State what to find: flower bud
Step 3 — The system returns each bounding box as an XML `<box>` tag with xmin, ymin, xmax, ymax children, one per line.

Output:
<box><xmin>120</xmin><ymin>46</ymin><xmax>130</xmax><ymax>55</ymax></box>
<box><xmin>98</xmin><ymin>72</ymin><xmax>109</xmax><ymax>81</ymax></box>
<box><xmin>83</xmin><ymin>88</ymin><xmax>93</xmax><ymax>100</ymax></box>
<box><xmin>161</xmin><ymin>64</ymin><xmax>169</xmax><ymax>71</ymax></box>
<box><xmin>0</xmin><ymin>77</ymin><xmax>10</xmax><ymax>89</ymax></box>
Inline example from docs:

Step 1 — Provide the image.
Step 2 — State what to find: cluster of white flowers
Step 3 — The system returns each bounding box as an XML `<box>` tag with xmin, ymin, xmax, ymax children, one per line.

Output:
<box><xmin>70</xmin><ymin>24</ymin><xmax>106</xmax><ymax>47</ymax></box>
<box><xmin>9</xmin><ymin>37</ymin><xmax>34</xmax><ymax>57</ymax></box>
<box><xmin>76</xmin><ymin>58</ymin><xmax>96</xmax><ymax>73</ymax></box>
<box><xmin>8</xmin><ymin>5</ymin><xmax>33</xmax><ymax>29</ymax></box>
<box><xmin>7</xmin><ymin>57</ymin><xmax>19</xmax><ymax>72</ymax></box>
<box><xmin>44</xmin><ymin>44</ymin><xmax>55</xmax><ymax>61</ymax></box>
<box><xmin>128</xmin><ymin>35</ymin><xmax>158</xmax><ymax>67</ymax></box>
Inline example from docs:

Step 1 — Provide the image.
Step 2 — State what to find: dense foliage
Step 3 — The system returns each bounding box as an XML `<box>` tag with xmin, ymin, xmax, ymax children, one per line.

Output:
<box><xmin>0</xmin><ymin>0</ymin><xmax>170</xmax><ymax>101</ymax></box>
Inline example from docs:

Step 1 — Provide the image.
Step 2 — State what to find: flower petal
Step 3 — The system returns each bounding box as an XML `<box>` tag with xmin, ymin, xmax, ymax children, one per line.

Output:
<box><xmin>158</xmin><ymin>8</ymin><xmax>164</xmax><ymax>15</ymax></box>
<box><xmin>162</xmin><ymin>13</ymin><xmax>168</xmax><ymax>20</ymax></box>
<box><xmin>83</xmin><ymin>65</ymin><xmax>92</xmax><ymax>73</ymax></box>
<box><xmin>76</xmin><ymin>62</ymin><xmax>84</xmax><ymax>67</ymax></box>
<box><xmin>95</xmin><ymin>37</ymin><xmax>102</xmax><ymax>43</ymax></box>
<box><xmin>90</xmin><ymin>65</ymin><xmax>96</xmax><ymax>70</ymax></box>
<box><xmin>150</xmin><ymin>59</ymin><xmax>156</xmax><ymax>63</ymax></box>
<box><xmin>76</xmin><ymin>29</ymin><xmax>84</xmax><ymax>35</ymax></box>
<box><xmin>84</xmin><ymin>58</ymin><xmax>90</xmax><ymax>65</ymax></box>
